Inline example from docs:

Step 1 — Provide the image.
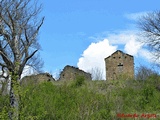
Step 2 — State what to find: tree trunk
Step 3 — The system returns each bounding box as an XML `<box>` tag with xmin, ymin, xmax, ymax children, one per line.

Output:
<box><xmin>9</xmin><ymin>73</ymin><xmax>21</xmax><ymax>120</ymax></box>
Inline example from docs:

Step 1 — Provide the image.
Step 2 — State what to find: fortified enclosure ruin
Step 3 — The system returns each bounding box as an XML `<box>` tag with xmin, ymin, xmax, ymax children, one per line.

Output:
<box><xmin>1</xmin><ymin>50</ymin><xmax>135</xmax><ymax>94</ymax></box>
<box><xmin>105</xmin><ymin>50</ymin><xmax>134</xmax><ymax>80</ymax></box>
<box><xmin>59</xmin><ymin>65</ymin><xmax>92</xmax><ymax>81</ymax></box>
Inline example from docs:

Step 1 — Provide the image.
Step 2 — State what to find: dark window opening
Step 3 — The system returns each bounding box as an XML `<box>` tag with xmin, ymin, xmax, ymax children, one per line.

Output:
<box><xmin>118</xmin><ymin>63</ymin><xmax>123</xmax><ymax>66</ymax></box>
<box><xmin>113</xmin><ymin>57</ymin><xmax>115</xmax><ymax>59</ymax></box>
<box><xmin>118</xmin><ymin>63</ymin><xmax>123</xmax><ymax>72</ymax></box>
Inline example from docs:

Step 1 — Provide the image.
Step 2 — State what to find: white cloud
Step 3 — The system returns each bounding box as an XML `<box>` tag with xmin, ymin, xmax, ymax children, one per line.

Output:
<box><xmin>139</xmin><ymin>49</ymin><xmax>153</xmax><ymax>61</ymax></box>
<box><xmin>125</xmin><ymin>11</ymin><xmax>149</xmax><ymax>21</ymax></box>
<box><xmin>77</xmin><ymin>30</ymin><xmax>159</xmax><ymax>80</ymax></box>
<box><xmin>21</xmin><ymin>65</ymin><xmax>38</xmax><ymax>78</ymax></box>
<box><xmin>104</xmin><ymin>31</ymin><xmax>144</xmax><ymax>56</ymax></box>
<box><xmin>77</xmin><ymin>39</ymin><xmax>117</xmax><ymax>80</ymax></box>
<box><xmin>139</xmin><ymin>49</ymin><xmax>160</xmax><ymax>64</ymax></box>
<box><xmin>108</xmin><ymin>31</ymin><xmax>138</xmax><ymax>45</ymax></box>
<box><xmin>124</xmin><ymin>37</ymin><xmax>143</xmax><ymax>56</ymax></box>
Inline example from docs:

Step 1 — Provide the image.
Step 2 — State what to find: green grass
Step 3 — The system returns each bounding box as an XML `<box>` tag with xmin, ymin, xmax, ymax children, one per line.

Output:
<box><xmin>0</xmin><ymin>76</ymin><xmax>160</xmax><ymax>119</ymax></box>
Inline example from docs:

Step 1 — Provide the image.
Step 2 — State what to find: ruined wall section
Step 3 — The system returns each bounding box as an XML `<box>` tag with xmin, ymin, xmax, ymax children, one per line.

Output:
<box><xmin>21</xmin><ymin>73</ymin><xmax>55</xmax><ymax>86</ymax></box>
<box><xmin>105</xmin><ymin>50</ymin><xmax>134</xmax><ymax>80</ymax></box>
<box><xmin>59</xmin><ymin>65</ymin><xmax>92</xmax><ymax>81</ymax></box>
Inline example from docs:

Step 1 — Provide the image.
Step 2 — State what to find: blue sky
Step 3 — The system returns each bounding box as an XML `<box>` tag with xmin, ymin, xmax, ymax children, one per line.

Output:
<box><xmin>35</xmin><ymin>0</ymin><xmax>160</xmax><ymax>78</ymax></box>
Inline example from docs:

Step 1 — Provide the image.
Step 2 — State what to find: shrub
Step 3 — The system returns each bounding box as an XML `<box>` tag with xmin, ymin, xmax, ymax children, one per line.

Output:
<box><xmin>72</xmin><ymin>75</ymin><xmax>85</xmax><ymax>87</ymax></box>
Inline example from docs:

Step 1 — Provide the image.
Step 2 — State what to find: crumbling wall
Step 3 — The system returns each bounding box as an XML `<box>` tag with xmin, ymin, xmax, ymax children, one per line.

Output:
<box><xmin>21</xmin><ymin>73</ymin><xmax>55</xmax><ymax>86</ymax></box>
<box><xmin>105</xmin><ymin>50</ymin><xmax>134</xmax><ymax>80</ymax></box>
<box><xmin>59</xmin><ymin>65</ymin><xmax>92</xmax><ymax>81</ymax></box>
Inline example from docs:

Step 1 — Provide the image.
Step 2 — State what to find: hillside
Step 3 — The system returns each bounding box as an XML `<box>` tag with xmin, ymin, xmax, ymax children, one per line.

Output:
<box><xmin>0</xmin><ymin>75</ymin><xmax>160</xmax><ymax>119</ymax></box>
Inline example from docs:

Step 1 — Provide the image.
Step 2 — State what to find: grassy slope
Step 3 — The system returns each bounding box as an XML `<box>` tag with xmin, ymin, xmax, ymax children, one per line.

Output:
<box><xmin>0</xmin><ymin>75</ymin><xmax>160</xmax><ymax>119</ymax></box>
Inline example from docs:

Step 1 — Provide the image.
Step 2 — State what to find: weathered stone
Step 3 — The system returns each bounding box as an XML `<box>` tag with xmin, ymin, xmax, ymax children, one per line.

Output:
<box><xmin>59</xmin><ymin>65</ymin><xmax>92</xmax><ymax>81</ymax></box>
<box><xmin>104</xmin><ymin>50</ymin><xmax>134</xmax><ymax>80</ymax></box>
<box><xmin>21</xmin><ymin>73</ymin><xmax>55</xmax><ymax>86</ymax></box>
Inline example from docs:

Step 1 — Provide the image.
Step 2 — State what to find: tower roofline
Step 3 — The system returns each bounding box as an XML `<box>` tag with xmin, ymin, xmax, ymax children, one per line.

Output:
<box><xmin>104</xmin><ymin>50</ymin><xmax>133</xmax><ymax>60</ymax></box>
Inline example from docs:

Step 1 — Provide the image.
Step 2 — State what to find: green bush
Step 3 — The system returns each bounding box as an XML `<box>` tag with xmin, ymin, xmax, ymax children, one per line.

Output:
<box><xmin>71</xmin><ymin>75</ymin><xmax>85</xmax><ymax>87</ymax></box>
<box><xmin>19</xmin><ymin>81</ymin><xmax>112</xmax><ymax>119</ymax></box>
<box><xmin>0</xmin><ymin>95</ymin><xmax>9</xmax><ymax>120</ymax></box>
<box><xmin>0</xmin><ymin>75</ymin><xmax>160</xmax><ymax>119</ymax></box>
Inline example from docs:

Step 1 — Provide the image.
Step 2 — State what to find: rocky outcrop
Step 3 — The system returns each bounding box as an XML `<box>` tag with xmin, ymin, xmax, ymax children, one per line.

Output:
<box><xmin>58</xmin><ymin>65</ymin><xmax>92</xmax><ymax>81</ymax></box>
<box><xmin>21</xmin><ymin>73</ymin><xmax>55</xmax><ymax>86</ymax></box>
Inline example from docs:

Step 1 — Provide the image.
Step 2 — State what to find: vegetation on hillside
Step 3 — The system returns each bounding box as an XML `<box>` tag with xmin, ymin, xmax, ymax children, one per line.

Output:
<box><xmin>0</xmin><ymin>75</ymin><xmax>160</xmax><ymax>119</ymax></box>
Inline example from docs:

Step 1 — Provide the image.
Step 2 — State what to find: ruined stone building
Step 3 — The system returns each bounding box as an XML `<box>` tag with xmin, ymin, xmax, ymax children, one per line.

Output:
<box><xmin>59</xmin><ymin>65</ymin><xmax>92</xmax><ymax>81</ymax></box>
<box><xmin>104</xmin><ymin>50</ymin><xmax>134</xmax><ymax>80</ymax></box>
<box><xmin>21</xmin><ymin>73</ymin><xmax>55</xmax><ymax>86</ymax></box>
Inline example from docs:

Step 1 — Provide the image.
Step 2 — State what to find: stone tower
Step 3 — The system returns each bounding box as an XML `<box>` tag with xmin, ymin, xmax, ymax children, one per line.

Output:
<box><xmin>104</xmin><ymin>50</ymin><xmax>134</xmax><ymax>80</ymax></box>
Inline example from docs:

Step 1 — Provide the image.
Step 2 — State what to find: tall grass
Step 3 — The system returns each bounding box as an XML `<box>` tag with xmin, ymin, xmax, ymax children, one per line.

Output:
<box><xmin>0</xmin><ymin>76</ymin><xmax>160</xmax><ymax>119</ymax></box>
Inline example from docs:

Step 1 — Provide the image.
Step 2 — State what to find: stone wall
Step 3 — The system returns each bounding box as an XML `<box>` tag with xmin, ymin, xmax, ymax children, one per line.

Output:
<box><xmin>105</xmin><ymin>50</ymin><xmax>134</xmax><ymax>80</ymax></box>
<box><xmin>21</xmin><ymin>73</ymin><xmax>55</xmax><ymax>86</ymax></box>
<box><xmin>59</xmin><ymin>65</ymin><xmax>92</xmax><ymax>81</ymax></box>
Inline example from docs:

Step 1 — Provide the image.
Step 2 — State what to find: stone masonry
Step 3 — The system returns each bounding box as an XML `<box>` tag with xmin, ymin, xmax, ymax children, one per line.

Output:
<box><xmin>59</xmin><ymin>65</ymin><xmax>92</xmax><ymax>81</ymax></box>
<box><xmin>104</xmin><ymin>50</ymin><xmax>134</xmax><ymax>80</ymax></box>
<box><xmin>21</xmin><ymin>73</ymin><xmax>55</xmax><ymax>86</ymax></box>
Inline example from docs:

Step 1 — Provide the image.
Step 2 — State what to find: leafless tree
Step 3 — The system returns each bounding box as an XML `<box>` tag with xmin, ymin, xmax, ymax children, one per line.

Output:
<box><xmin>90</xmin><ymin>67</ymin><xmax>104</xmax><ymax>80</ymax></box>
<box><xmin>138</xmin><ymin>11</ymin><xmax>160</xmax><ymax>64</ymax></box>
<box><xmin>0</xmin><ymin>0</ymin><xmax>44</xmax><ymax>119</ymax></box>
<box><xmin>135</xmin><ymin>65</ymin><xmax>158</xmax><ymax>80</ymax></box>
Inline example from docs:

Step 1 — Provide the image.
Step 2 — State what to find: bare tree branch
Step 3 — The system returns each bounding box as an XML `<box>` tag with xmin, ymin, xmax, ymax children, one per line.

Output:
<box><xmin>0</xmin><ymin>0</ymin><xmax>44</xmax><ymax>119</ymax></box>
<box><xmin>138</xmin><ymin>11</ymin><xmax>160</xmax><ymax>64</ymax></box>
